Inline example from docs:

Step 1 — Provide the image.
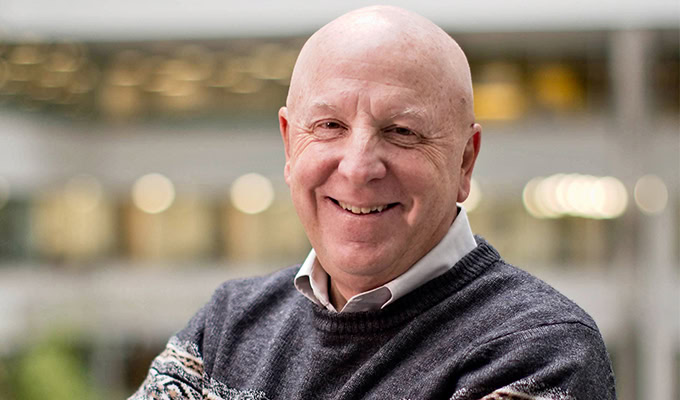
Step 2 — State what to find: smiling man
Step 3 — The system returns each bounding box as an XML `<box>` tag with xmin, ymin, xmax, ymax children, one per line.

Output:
<box><xmin>131</xmin><ymin>6</ymin><xmax>616</xmax><ymax>400</ymax></box>
<box><xmin>279</xmin><ymin>8</ymin><xmax>481</xmax><ymax>313</ymax></box>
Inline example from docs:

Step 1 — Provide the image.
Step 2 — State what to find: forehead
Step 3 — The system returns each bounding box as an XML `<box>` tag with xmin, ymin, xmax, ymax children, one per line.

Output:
<box><xmin>311</xmin><ymin>37</ymin><xmax>440</xmax><ymax>86</ymax></box>
<box><xmin>296</xmin><ymin>56</ymin><xmax>443</xmax><ymax>115</ymax></box>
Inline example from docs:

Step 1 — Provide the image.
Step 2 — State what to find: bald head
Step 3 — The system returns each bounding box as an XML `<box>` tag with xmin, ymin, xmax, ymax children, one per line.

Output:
<box><xmin>287</xmin><ymin>5</ymin><xmax>475</xmax><ymax>125</ymax></box>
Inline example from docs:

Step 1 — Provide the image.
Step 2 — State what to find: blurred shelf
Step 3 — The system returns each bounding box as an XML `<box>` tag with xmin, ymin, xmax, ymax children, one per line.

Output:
<box><xmin>1</xmin><ymin>262</ymin><xmax>677</xmax><ymax>355</ymax></box>
<box><xmin>0</xmin><ymin>262</ymin><xmax>281</xmax><ymax>354</ymax></box>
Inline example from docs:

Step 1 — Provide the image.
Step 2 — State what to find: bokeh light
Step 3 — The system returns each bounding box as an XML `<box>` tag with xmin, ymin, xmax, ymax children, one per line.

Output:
<box><xmin>132</xmin><ymin>173</ymin><xmax>176</xmax><ymax>214</ymax></box>
<box><xmin>473</xmin><ymin>63</ymin><xmax>526</xmax><ymax>121</ymax></box>
<box><xmin>522</xmin><ymin>174</ymin><xmax>628</xmax><ymax>219</ymax></box>
<box><xmin>63</xmin><ymin>174</ymin><xmax>102</xmax><ymax>213</ymax></box>
<box><xmin>230</xmin><ymin>173</ymin><xmax>274</xmax><ymax>215</ymax></box>
<box><xmin>634</xmin><ymin>174</ymin><xmax>669</xmax><ymax>215</ymax></box>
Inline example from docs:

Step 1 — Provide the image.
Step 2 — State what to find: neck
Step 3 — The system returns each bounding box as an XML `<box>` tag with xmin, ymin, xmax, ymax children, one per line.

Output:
<box><xmin>328</xmin><ymin>280</ymin><xmax>348</xmax><ymax>311</ymax></box>
<box><xmin>327</xmin><ymin>274</ymin><xmax>387</xmax><ymax>311</ymax></box>
<box><xmin>328</xmin><ymin>276</ymin><xmax>381</xmax><ymax>311</ymax></box>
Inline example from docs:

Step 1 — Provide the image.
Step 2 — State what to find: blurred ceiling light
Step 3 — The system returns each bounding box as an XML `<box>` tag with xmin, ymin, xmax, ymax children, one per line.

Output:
<box><xmin>207</xmin><ymin>65</ymin><xmax>242</xmax><ymax>88</ymax></box>
<box><xmin>538</xmin><ymin>174</ymin><xmax>563</xmax><ymax>216</ymax></box>
<box><xmin>44</xmin><ymin>50</ymin><xmax>80</xmax><ymax>73</ymax></box>
<box><xmin>0</xmin><ymin>176</ymin><xmax>10</xmax><ymax>210</ymax></box>
<box><xmin>39</xmin><ymin>70</ymin><xmax>72</xmax><ymax>88</ymax></box>
<box><xmin>132</xmin><ymin>173</ymin><xmax>176</xmax><ymax>214</ymax></box>
<box><xmin>594</xmin><ymin>176</ymin><xmax>628</xmax><ymax>218</ymax></box>
<box><xmin>176</xmin><ymin>45</ymin><xmax>214</xmax><ymax>81</ymax></box>
<box><xmin>473</xmin><ymin>82</ymin><xmax>525</xmax><ymax>121</ymax></box>
<box><xmin>64</xmin><ymin>174</ymin><xmax>103</xmax><ymax>213</ymax></box>
<box><xmin>67</xmin><ymin>63</ymin><xmax>98</xmax><ymax>94</ymax></box>
<box><xmin>160</xmin><ymin>59</ymin><xmax>189</xmax><ymax>78</ymax></box>
<box><xmin>230</xmin><ymin>173</ymin><xmax>274</xmax><ymax>215</ymax></box>
<box><xmin>554</xmin><ymin>173</ymin><xmax>575</xmax><ymax>212</ymax></box>
<box><xmin>108</xmin><ymin>68</ymin><xmax>142</xmax><ymax>87</ymax></box>
<box><xmin>523</xmin><ymin>177</ymin><xmax>548</xmax><ymax>218</ymax></box>
<box><xmin>474</xmin><ymin>62</ymin><xmax>525</xmax><ymax>121</ymax></box>
<box><xmin>634</xmin><ymin>174</ymin><xmax>669</xmax><ymax>215</ymax></box>
<box><xmin>251</xmin><ymin>44</ymin><xmax>293</xmax><ymax>81</ymax></box>
<box><xmin>523</xmin><ymin>174</ymin><xmax>627</xmax><ymax>219</ymax></box>
<box><xmin>532</xmin><ymin>64</ymin><xmax>584</xmax><ymax>111</ymax></box>
<box><xmin>161</xmin><ymin>80</ymin><xmax>198</xmax><ymax>97</ymax></box>
<box><xmin>230</xmin><ymin>56</ymin><xmax>255</xmax><ymax>74</ymax></box>
<box><xmin>461</xmin><ymin>177</ymin><xmax>482</xmax><ymax>212</ymax></box>
<box><xmin>158</xmin><ymin>82</ymin><xmax>206</xmax><ymax>111</ymax></box>
<box><xmin>108</xmin><ymin>50</ymin><xmax>147</xmax><ymax>87</ymax></box>
<box><xmin>230</xmin><ymin>75</ymin><xmax>264</xmax><ymax>94</ymax></box>
<box><xmin>280</xmin><ymin>49</ymin><xmax>299</xmax><ymax>76</ymax></box>
<box><xmin>9</xmin><ymin>45</ymin><xmax>44</xmax><ymax>65</ymax></box>
<box><xmin>98</xmin><ymin>85</ymin><xmax>141</xmax><ymax>118</ymax></box>
<box><xmin>145</xmin><ymin>72</ymin><xmax>175</xmax><ymax>93</ymax></box>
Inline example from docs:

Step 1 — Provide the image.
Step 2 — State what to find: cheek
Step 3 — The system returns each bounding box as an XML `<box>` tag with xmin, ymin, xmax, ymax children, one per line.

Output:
<box><xmin>289</xmin><ymin>143</ymin><xmax>336</xmax><ymax>193</ymax></box>
<box><xmin>397</xmin><ymin>147</ymin><xmax>457</xmax><ymax>183</ymax></box>
<box><xmin>391</xmin><ymin>150</ymin><xmax>460</xmax><ymax>209</ymax></box>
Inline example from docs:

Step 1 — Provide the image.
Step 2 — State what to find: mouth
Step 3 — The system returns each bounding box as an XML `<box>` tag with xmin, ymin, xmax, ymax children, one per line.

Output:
<box><xmin>329</xmin><ymin>197</ymin><xmax>398</xmax><ymax>215</ymax></box>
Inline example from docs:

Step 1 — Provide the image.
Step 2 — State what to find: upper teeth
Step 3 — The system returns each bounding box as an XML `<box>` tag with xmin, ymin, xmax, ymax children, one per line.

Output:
<box><xmin>338</xmin><ymin>201</ymin><xmax>387</xmax><ymax>214</ymax></box>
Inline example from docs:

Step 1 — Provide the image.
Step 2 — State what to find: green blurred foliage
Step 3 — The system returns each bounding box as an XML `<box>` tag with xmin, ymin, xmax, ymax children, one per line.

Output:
<box><xmin>3</xmin><ymin>336</ymin><xmax>98</xmax><ymax>400</ymax></box>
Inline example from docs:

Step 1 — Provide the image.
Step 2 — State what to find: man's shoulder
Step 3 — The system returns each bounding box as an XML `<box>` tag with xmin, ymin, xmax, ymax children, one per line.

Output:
<box><xmin>463</xmin><ymin>241</ymin><xmax>600</xmax><ymax>341</ymax></box>
<box><xmin>447</xmin><ymin>241</ymin><xmax>615</xmax><ymax>398</ymax></box>
<box><xmin>210</xmin><ymin>264</ymin><xmax>300</xmax><ymax>307</ymax></box>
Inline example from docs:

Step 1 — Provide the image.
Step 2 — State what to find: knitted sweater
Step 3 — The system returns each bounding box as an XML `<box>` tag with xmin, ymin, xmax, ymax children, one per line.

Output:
<box><xmin>129</xmin><ymin>239</ymin><xmax>616</xmax><ymax>400</ymax></box>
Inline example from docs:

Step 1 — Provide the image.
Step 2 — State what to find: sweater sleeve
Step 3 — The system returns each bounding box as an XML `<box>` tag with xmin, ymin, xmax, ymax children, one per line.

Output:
<box><xmin>127</xmin><ymin>306</ymin><xmax>207</xmax><ymax>400</ymax></box>
<box><xmin>450</xmin><ymin>322</ymin><xmax>616</xmax><ymax>400</ymax></box>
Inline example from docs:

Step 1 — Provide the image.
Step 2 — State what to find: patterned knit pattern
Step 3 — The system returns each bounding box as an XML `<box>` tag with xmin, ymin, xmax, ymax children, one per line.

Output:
<box><xmin>129</xmin><ymin>238</ymin><xmax>616</xmax><ymax>400</ymax></box>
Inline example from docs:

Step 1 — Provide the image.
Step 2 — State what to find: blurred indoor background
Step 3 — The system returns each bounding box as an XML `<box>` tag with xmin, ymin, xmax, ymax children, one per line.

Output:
<box><xmin>0</xmin><ymin>1</ymin><xmax>677</xmax><ymax>399</ymax></box>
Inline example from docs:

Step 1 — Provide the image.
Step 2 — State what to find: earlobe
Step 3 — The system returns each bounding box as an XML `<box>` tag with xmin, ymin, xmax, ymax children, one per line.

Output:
<box><xmin>457</xmin><ymin>124</ymin><xmax>482</xmax><ymax>203</ymax></box>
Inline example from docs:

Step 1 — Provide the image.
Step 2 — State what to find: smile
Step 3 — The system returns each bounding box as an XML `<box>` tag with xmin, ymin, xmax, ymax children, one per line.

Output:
<box><xmin>330</xmin><ymin>198</ymin><xmax>397</xmax><ymax>215</ymax></box>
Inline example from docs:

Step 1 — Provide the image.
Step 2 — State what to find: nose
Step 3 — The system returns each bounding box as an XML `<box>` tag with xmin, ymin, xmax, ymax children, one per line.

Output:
<box><xmin>337</xmin><ymin>129</ymin><xmax>387</xmax><ymax>185</ymax></box>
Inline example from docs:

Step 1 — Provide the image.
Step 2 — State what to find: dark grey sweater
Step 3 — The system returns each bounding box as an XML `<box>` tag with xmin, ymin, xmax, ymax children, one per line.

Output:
<box><xmin>130</xmin><ymin>239</ymin><xmax>616</xmax><ymax>399</ymax></box>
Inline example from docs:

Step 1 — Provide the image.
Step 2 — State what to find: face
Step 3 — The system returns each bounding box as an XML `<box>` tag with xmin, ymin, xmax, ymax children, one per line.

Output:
<box><xmin>280</xmin><ymin>44</ymin><xmax>480</xmax><ymax>291</ymax></box>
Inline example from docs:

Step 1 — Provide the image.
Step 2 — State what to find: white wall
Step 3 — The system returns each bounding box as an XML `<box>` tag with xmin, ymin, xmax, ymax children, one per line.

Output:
<box><xmin>1</xmin><ymin>0</ymin><xmax>678</xmax><ymax>40</ymax></box>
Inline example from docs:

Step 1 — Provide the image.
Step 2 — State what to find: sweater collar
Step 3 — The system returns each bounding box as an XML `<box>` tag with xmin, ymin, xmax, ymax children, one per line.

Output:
<box><xmin>307</xmin><ymin>237</ymin><xmax>500</xmax><ymax>335</ymax></box>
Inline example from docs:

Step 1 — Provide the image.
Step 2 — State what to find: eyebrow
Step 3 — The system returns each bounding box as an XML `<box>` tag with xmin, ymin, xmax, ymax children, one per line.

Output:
<box><xmin>309</xmin><ymin>100</ymin><xmax>339</xmax><ymax>113</ymax></box>
<box><xmin>389</xmin><ymin>107</ymin><xmax>427</xmax><ymax>121</ymax></box>
<box><xmin>305</xmin><ymin>100</ymin><xmax>428</xmax><ymax>125</ymax></box>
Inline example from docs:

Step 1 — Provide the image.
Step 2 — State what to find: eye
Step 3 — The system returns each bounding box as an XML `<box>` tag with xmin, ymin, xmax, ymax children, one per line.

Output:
<box><xmin>389</xmin><ymin>126</ymin><xmax>414</xmax><ymax>136</ymax></box>
<box><xmin>319</xmin><ymin>121</ymin><xmax>343</xmax><ymax>130</ymax></box>
<box><xmin>383</xmin><ymin>125</ymin><xmax>421</xmax><ymax>146</ymax></box>
<box><xmin>312</xmin><ymin>120</ymin><xmax>346</xmax><ymax>139</ymax></box>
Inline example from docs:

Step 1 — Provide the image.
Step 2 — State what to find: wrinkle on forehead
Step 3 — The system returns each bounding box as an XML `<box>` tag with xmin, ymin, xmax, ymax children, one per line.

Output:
<box><xmin>287</xmin><ymin>6</ymin><xmax>474</xmax><ymax>125</ymax></box>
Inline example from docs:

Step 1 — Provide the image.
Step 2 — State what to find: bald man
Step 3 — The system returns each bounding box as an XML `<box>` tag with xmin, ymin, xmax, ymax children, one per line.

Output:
<box><xmin>131</xmin><ymin>6</ymin><xmax>615</xmax><ymax>400</ymax></box>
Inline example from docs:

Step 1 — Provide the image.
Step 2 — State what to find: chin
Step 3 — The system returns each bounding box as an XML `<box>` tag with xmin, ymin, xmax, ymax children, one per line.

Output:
<box><xmin>329</xmin><ymin>247</ymin><xmax>401</xmax><ymax>279</ymax></box>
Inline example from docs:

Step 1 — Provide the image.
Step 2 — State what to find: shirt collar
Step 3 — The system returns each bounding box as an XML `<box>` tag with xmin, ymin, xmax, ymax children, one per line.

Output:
<box><xmin>294</xmin><ymin>206</ymin><xmax>477</xmax><ymax>312</ymax></box>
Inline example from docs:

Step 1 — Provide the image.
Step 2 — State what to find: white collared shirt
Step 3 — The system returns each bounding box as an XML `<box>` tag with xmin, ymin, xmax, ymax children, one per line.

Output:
<box><xmin>294</xmin><ymin>206</ymin><xmax>477</xmax><ymax>313</ymax></box>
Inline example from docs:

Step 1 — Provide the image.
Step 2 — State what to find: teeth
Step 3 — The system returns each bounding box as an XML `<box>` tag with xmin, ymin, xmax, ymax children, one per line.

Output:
<box><xmin>338</xmin><ymin>201</ymin><xmax>389</xmax><ymax>215</ymax></box>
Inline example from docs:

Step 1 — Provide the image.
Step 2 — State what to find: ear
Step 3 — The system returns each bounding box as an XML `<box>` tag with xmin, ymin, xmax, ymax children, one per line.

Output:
<box><xmin>456</xmin><ymin>123</ymin><xmax>482</xmax><ymax>203</ymax></box>
<box><xmin>279</xmin><ymin>106</ymin><xmax>292</xmax><ymax>185</ymax></box>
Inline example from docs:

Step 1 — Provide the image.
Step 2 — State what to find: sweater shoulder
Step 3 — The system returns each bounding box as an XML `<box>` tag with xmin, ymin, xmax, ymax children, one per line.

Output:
<box><xmin>176</xmin><ymin>265</ymin><xmax>300</xmax><ymax>341</ymax></box>
<box><xmin>211</xmin><ymin>265</ymin><xmax>300</xmax><ymax>310</ymax></box>
<box><xmin>467</xmin><ymin>257</ymin><xmax>601</xmax><ymax>342</ymax></box>
<box><xmin>450</xmin><ymin>256</ymin><xmax>615</xmax><ymax>399</ymax></box>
